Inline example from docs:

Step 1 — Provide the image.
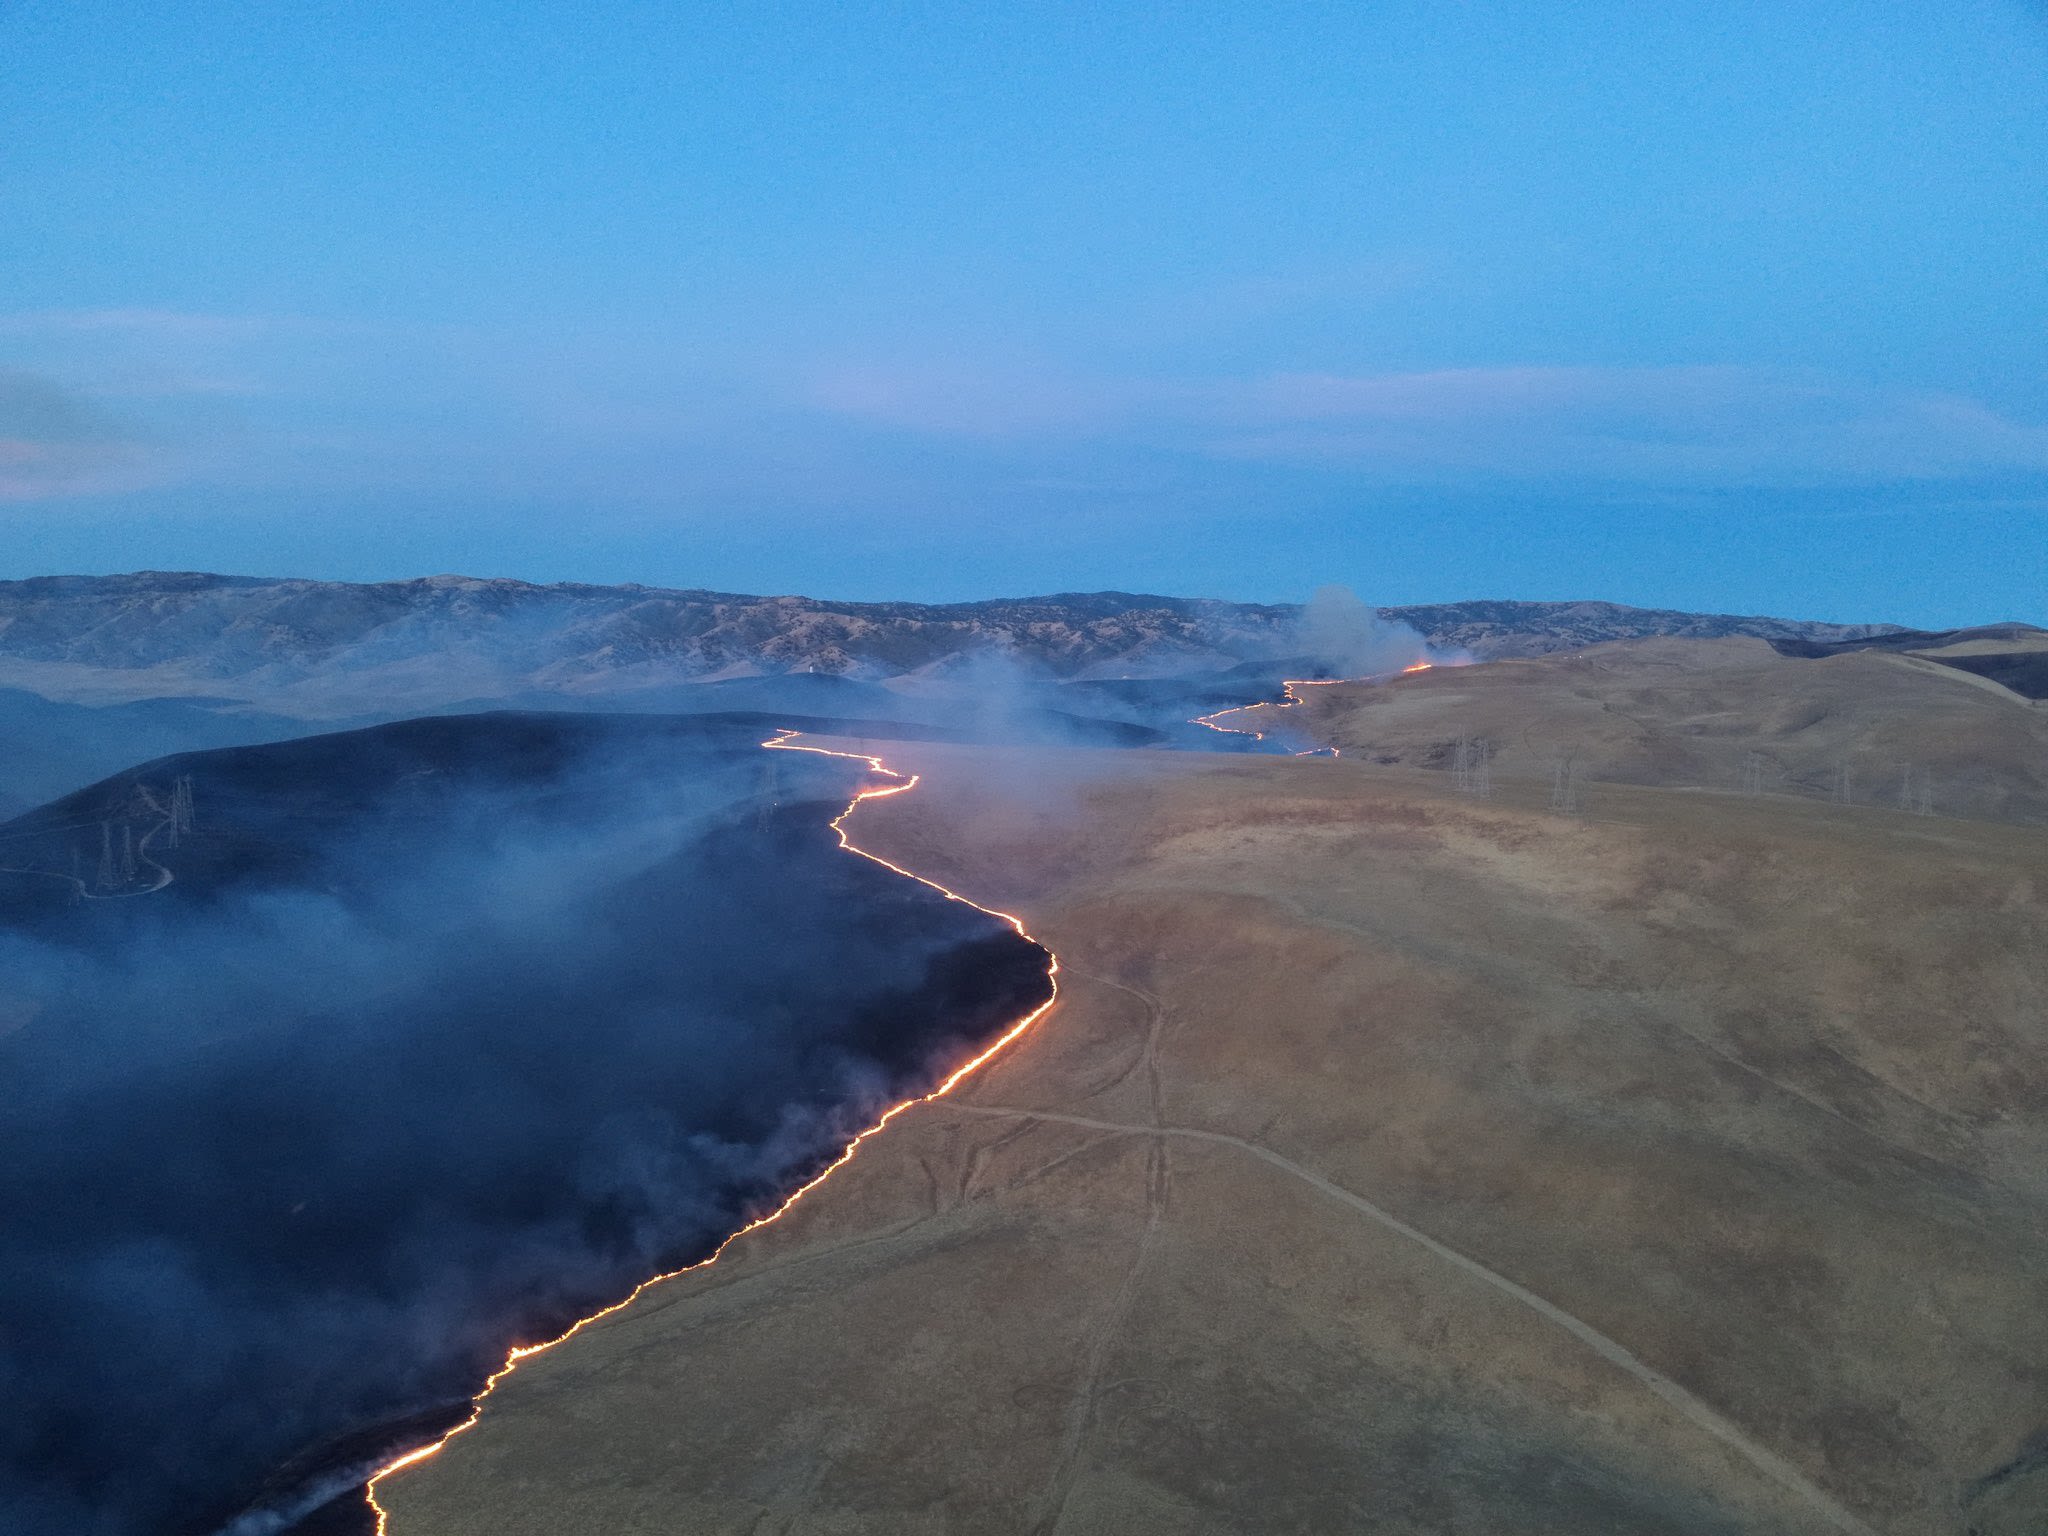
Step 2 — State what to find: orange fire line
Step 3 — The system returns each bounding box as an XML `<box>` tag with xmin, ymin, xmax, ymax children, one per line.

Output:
<box><xmin>363</xmin><ymin>731</ymin><xmax>1059</xmax><ymax>1530</ymax></box>
<box><xmin>1190</xmin><ymin>677</ymin><xmax>1342</xmax><ymax>753</ymax></box>
<box><xmin>1190</xmin><ymin>663</ymin><xmax>1432</xmax><ymax>758</ymax></box>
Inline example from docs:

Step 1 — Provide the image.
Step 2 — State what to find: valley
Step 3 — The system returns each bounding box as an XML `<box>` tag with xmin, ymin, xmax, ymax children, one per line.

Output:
<box><xmin>0</xmin><ymin>585</ymin><xmax>2041</xmax><ymax>1535</ymax></box>
<box><xmin>15</xmin><ymin>3</ymin><xmax>2046</xmax><ymax>1529</ymax></box>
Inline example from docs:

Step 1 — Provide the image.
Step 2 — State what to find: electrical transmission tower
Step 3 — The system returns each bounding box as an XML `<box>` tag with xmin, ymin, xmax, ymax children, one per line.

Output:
<box><xmin>1451</xmin><ymin>735</ymin><xmax>1492</xmax><ymax>796</ymax></box>
<box><xmin>97</xmin><ymin>822</ymin><xmax>115</xmax><ymax>891</ymax></box>
<box><xmin>1741</xmin><ymin>751</ymin><xmax>1765</xmax><ymax>797</ymax></box>
<box><xmin>1833</xmin><ymin>759</ymin><xmax>1853</xmax><ymax>805</ymax></box>
<box><xmin>143</xmin><ymin>781</ymin><xmax>182</xmax><ymax>848</ymax></box>
<box><xmin>1896</xmin><ymin>764</ymin><xmax>1933</xmax><ymax>816</ymax></box>
<box><xmin>1550</xmin><ymin>753</ymin><xmax>1581</xmax><ymax>815</ymax></box>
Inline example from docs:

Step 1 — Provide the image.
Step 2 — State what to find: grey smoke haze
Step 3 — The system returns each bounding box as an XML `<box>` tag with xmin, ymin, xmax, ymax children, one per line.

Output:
<box><xmin>1296</xmin><ymin>584</ymin><xmax>1431</xmax><ymax>677</ymax></box>
<box><xmin>0</xmin><ymin>688</ymin><xmax>321</xmax><ymax>816</ymax></box>
<box><xmin>0</xmin><ymin>713</ymin><xmax>1051</xmax><ymax>1536</ymax></box>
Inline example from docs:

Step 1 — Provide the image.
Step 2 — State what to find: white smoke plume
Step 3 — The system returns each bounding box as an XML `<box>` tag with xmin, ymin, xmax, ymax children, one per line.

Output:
<box><xmin>1296</xmin><ymin>584</ymin><xmax>1431</xmax><ymax>678</ymax></box>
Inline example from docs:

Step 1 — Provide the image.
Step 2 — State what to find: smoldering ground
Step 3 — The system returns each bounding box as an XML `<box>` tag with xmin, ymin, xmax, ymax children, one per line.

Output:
<box><xmin>0</xmin><ymin>713</ymin><xmax>1051</xmax><ymax>1536</ymax></box>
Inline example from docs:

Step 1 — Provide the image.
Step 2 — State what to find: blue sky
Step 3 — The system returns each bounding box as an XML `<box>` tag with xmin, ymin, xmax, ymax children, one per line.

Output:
<box><xmin>3</xmin><ymin>0</ymin><xmax>2045</xmax><ymax>624</ymax></box>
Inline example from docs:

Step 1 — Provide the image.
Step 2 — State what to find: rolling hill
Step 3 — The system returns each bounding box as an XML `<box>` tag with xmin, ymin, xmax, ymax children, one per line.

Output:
<box><xmin>0</xmin><ymin>711</ymin><xmax>1052</xmax><ymax>1536</ymax></box>
<box><xmin>1214</xmin><ymin>634</ymin><xmax>2048</xmax><ymax>824</ymax></box>
<box><xmin>375</xmin><ymin>737</ymin><xmax>2048</xmax><ymax>1536</ymax></box>
<box><xmin>0</xmin><ymin>572</ymin><xmax>1902</xmax><ymax>715</ymax></box>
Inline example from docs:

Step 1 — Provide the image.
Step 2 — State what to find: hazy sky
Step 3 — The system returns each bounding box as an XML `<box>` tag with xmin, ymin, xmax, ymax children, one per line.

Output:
<box><xmin>4</xmin><ymin>1</ymin><xmax>2045</xmax><ymax>624</ymax></box>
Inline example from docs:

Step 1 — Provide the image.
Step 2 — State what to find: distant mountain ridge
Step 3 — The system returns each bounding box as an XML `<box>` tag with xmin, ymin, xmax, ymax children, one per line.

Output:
<box><xmin>1386</xmin><ymin>598</ymin><xmax>1904</xmax><ymax>658</ymax></box>
<box><xmin>0</xmin><ymin>571</ymin><xmax>1904</xmax><ymax>714</ymax></box>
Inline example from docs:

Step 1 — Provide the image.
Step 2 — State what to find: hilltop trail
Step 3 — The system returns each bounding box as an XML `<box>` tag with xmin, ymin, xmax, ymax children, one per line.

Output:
<box><xmin>363</xmin><ymin>732</ymin><xmax>1061</xmax><ymax>1532</ymax></box>
<box><xmin>951</xmin><ymin>1102</ymin><xmax>1877</xmax><ymax>1536</ymax></box>
<box><xmin>370</xmin><ymin>741</ymin><xmax>2048</xmax><ymax>1536</ymax></box>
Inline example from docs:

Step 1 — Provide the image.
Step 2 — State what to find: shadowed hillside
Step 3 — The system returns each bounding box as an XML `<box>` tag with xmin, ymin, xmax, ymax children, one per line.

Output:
<box><xmin>376</xmin><ymin>739</ymin><xmax>2048</xmax><ymax>1536</ymax></box>
<box><xmin>0</xmin><ymin>713</ymin><xmax>1053</xmax><ymax>1536</ymax></box>
<box><xmin>1772</xmin><ymin>621</ymin><xmax>2048</xmax><ymax>700</ymax></box>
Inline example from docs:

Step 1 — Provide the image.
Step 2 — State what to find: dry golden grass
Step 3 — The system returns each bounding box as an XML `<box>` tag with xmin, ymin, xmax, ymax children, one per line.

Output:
<box><xmin>1218</xmin><ymin>636</ymin><xmax>2048</xmax><ymax>826</ymax></box>
<box><xmin>381</xmin><ymin>741</ymin><xmax>2048</xmax><ymax>1536</ymax></box>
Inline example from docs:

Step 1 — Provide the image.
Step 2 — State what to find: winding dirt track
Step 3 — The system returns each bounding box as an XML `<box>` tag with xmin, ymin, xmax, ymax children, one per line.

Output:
<box><xmin>362</xmin><ymin>733</ymin><xmax>1061</xmax><ymax>1530</ymax></box>
<box><xmin>377</xmin><ymin>740</ymin><xmax>2048</xmax><ymax>1536</ymax></box>
<box><xmin>0</xmin><ymin>791</ymin><xmax>176</xmax><ymax>899</ymax></box>
<box><xmin>952</xmin><ymin>1102</ymin><xmax>1874</xmax><ymax>1536</ymax></box>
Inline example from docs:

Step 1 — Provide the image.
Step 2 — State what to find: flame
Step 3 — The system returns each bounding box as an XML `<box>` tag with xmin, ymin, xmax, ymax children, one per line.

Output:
<box><xmin>363</xmin><ymin>731</ymin><xmax>1059</xmax><ymax>1530</ymax></box>
<box><xmin>1191</xmin><ymin>677</ymin><xmax>1349</xmax><ymax>754</ymax></box>
<box><xmin>1190</xmin><ymin>660</ymin><xmax>1437</xmax><ymax>756</ymax></box>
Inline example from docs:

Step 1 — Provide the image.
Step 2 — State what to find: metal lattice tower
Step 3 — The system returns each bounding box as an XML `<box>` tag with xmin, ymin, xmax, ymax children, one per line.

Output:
<box><xmin>1451</xmin><ymin>735</ymin><xmax>1491</xmax><ymax>796</ymax></box>
<box><xmin>1897</xmin><ymin>764</ymin><xmax>1933</xmax><ymax>816</ymax></box>
<box><xmin>1550</xmin><ymin>754</ymin><xmax>1581</xmax><ymax>816</ymax></box>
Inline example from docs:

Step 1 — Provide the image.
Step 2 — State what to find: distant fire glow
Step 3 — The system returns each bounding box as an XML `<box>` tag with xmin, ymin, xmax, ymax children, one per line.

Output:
<box><xmin>364</xmin><ymin>732</ymin><xmax>1059</xmax><ymax>1530</ymax></box>
<box><xmin>1193</xmin><ymin>660</ymin><xmax>1442</xmax><ymax>755</ymax></box>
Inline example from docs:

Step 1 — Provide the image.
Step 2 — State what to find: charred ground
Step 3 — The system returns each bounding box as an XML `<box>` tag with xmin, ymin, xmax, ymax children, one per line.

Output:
<box><xmin>0</xmin><ymin>711</ymin><xmax>1053</xmax><ymax>1536</ymax></box>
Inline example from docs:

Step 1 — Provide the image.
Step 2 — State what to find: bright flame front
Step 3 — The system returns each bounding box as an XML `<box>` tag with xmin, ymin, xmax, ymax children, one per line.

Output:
<box><xmin>364</xmin><ymin>732</ymin><xmax>1058</xmax><ymax>1530</ymax></box>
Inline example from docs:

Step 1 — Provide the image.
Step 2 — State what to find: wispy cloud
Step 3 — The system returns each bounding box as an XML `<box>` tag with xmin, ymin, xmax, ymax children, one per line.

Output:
<box><xmin>806</xmin><ymin>360</ymin><xmax>2048</xmax><ymax>489</ymax></box>
<box><xmin>12</xmin><ymin>303</ymin><xmax>2047</xmax><ymax>514</ymax></box>
<box><xmin>805</xmin><ymin>362</ymin><xmax>1158</xmax><ymax>438</ymax></box>
<box><xmin>0</xmin><ymin>309</ymin><xmax>318</xmax><ymax>401</ymax></box>
<box><xmin>0</xmin><ymin>309</ymin><xmax>345</xmax><ymax>503</ymax></box>
<box><xmin>0</xmin><ymin>309</ymin><xmax>288</xmax><ymax>341</ymax></box>
<box><xmin>1210</xmin><ymin>366</ymin><xmax>2048</xmax><ymax>484</ymax></box>
<box><xmin>0</xmin><ymin>370</ymin><xmax>154</xmax><ymax>502</ymax></box>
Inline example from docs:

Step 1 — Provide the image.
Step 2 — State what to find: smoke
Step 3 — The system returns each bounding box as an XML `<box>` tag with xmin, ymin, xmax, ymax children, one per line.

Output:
<box><xmin>0</xmin><ymin>665</ymin><xmax>1281</xmax><ymax>1536</ymax></box>
<box><xmin>1295</xmin><ymin>584</ymin><xmax>1431</xmax><ymax>678</ymax></box>
<box><xmin>0</xmin><ymin>713</ymin><xmax>1050</xmax><ymax>1536</ymax></box>
<box><xmin>0</xmin><ymin>689</ymin><xmax>322</xmax><ymax>813</ymax></box>
<box><xmin>212</xmin><ymin>1464</ymin><xmax>382</xmax><ymax>1536</ymax></box>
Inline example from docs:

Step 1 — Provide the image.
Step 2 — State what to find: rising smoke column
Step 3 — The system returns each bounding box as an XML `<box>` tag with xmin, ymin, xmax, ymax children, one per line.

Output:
<box><xmin>1295</xmin><ymin>584</ymin><xmax>1432</xmax><ymax>677</ymax></box>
